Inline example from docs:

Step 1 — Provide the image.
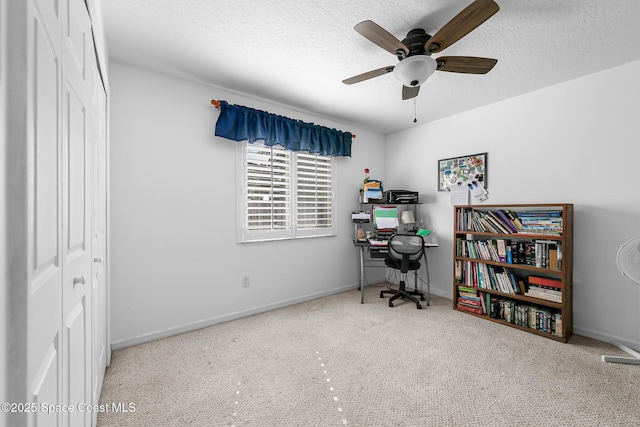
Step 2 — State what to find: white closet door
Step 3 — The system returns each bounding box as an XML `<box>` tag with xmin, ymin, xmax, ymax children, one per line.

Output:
<box><xmin>24</xmin><ymin>0</ymin><xmax>102</xmax><ymax>425</ymax></box>
<box><xmin>91</xmin><ymin>75</ymin><xmax>108</xmax><ymax>420</ymax></box>
<box><xmin>26</xmin><ymin>1</ymin><xmax>64</xmax><ymax>426</ymax></box>
<box><xmin>60</xmin><ymin>0</ymin><xmax>94</xmax><ymax>425</ymax></box>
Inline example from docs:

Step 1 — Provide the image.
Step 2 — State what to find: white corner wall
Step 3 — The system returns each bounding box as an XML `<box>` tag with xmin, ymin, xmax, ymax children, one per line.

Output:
<box><xmin>108</xmin><ymin>61</ymin><xmax>386</xmax><ymax>347</ymax></box>
<box><xmin>0</xmin><ymin>0</ymin><xmax>8</xmax><ymax>416</ymax></box>
<box><xmin>385</xmin><ymin>60</ymin><xmax>640</xmax><ymax>348</ymax></box>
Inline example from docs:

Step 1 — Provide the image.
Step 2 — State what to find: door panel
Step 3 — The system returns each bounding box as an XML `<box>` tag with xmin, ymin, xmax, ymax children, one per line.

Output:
<box><xmin>65</xmin><ymin>300</ymin><xmax>88</xmax><ymax>426</ymax></box>
<box><xmin>33</xmin><ymin>341</ymin><xmax>61</xmax><ymax>427</ymax></box>
<box><xmin>65</xmin><ymin>0</ymin><xmax>87</xmax><ymax>79</ymax></box>
<box><xmin>92</xmin><ymin>78</ymin><xmax>108</xmax><ymax>413</ymax></box>
<box><xmin>65</xmin><ymin>86</ymin><xmax>87</xmax><ymax>254</ymax></box>
<box><xmin>27</xmin><ymin>2</ymin><xmax>63</xmax><ymax>425</ymax></box>
<box><xmin>34</xmin><ymin>22</ymin><xmax>60</xmax><ymax>270</ymax></box>
<box><xmin>61</xmin><ymin>0</ymin><xmax>93</xmax><ymax>425</ymax></box>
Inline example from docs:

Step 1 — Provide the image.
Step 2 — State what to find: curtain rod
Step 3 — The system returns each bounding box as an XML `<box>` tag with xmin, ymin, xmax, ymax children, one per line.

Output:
<box><xmin>211</xmin><ymin>99</ymin><xmax>356</xmax><ymax>138</ymax></box>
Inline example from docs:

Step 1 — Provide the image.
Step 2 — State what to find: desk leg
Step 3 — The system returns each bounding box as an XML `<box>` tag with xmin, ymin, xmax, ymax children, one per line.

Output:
<box><xmin>424</xmin><ymin>251</ymin><xmax>431</xmax><ymax>306</ymax></box>
<box><xmin>360</xmin><ymin>246</ymin><xmax>365</xmax><ymax>304</ymax></box>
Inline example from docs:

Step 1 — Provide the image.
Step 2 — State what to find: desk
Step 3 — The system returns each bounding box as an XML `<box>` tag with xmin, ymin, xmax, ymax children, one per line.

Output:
<box><xmin>354</xmin><ymin>236</ymin><xmax>438</xmax><ymax>304</ymax></box>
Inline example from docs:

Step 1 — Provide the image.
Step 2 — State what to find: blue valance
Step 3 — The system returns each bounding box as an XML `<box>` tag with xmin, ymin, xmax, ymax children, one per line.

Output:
<box><xmin>214</xmin><ymin>100</ymin><xmax>352</xmax><ymax>157</ymax></box>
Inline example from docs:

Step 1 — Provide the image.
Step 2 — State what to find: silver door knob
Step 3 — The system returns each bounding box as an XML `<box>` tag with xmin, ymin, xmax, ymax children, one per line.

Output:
<box><xmin>73</xmin><ymin>275</ymin><xmax>86</xmax><ymax>286</ymax></box>
<box><xmin>94</xmin><ymin>257</ymin><xmax>103</xmax><ymax>263</ymax></box>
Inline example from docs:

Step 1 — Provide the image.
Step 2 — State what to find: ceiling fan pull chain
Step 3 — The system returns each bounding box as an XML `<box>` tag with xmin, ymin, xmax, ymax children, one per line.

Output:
<box><xmin>413</xmin><ymin>98</ymin><xmax>417</xmax><ymax>123</ymax></box>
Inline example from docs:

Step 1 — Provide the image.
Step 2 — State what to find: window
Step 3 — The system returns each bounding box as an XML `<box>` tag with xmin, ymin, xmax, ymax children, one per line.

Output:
<box><xmin>237</xmin><ymin>142</ymin><xmax>337</xmax><ymax>242</ymax></box>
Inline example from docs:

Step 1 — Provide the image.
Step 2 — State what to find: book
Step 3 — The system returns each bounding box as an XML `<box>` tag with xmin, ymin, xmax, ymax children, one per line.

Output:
<box><xmin>557</xmin><ymin>243</ymin><xmax>563</xmax><ymax>270</ymax></box>
<box><xmin>506</xmin><ymin>270</ymin><xmax>521</xmax><ymax>294</ymax></box>
<box><xmin>505</xmin><ymin>210</ymin><xmax>523</xmax><ymax>230</ymax></box>
<box><xmin>548</xmin><ymin>247</ymin><xmax>559</xmax><ymax>270</ymax></box>
<box><xmin>478</xmin><ymin>212</ymin><xmax>499</xmax><ymax>233</ymax></box>
<box><xmin>479</xmin><ymin>291</ymin><xmax>487</xmax><ymax>314</ymax></box>
<box><xmin>524</xmin><ymin>242</ymin><xmax>535</xmax><ymax>265</ymax></box>
<box><xmin>554</xmin><ymin>314</ymin><xmax>564</xmax><ymax>337</ymax></box>
<box><xmin>496</xmin><ymin>239</ymin><xmax>508</xmax><ymax>263</ymax></box>
<box><xmin>527</xmin><ymin>285</ymin><xmax>562</xmax><ymax>296</ymax></box>
<box><xmin>456</xmin><ymin>303</ymin><xmax>483</xmax><ymax>315</ymax></box>
<box><xmin>489</xmin><ymin>297</ymin><xmax>500</xmax><ymax>318</ymax></box>
<box><xmin>528</xmin><ymin>275</ymin><xmax>562</xmax><ymax>289</ymax></box>
<box><xmin>517</xmin><ymin>242</ymin><xmax>526</xmax><ymax>264</ymax></box>
<box><xmin>485</xmin><ymin>211</ymin><xmax>511</xmax><ymax>234</ymax></box>
<box><xmin>457</xmin><ymin>297</ymin><xmax>481</xmax><ymax>306</ymax></box>
<box><xmin>509</xmin><ymin>242</ymin><xmax>519</xmax><ymax>264</ymax></box>
<box><xmin>525</xmin><ymin>289</ymin><xmax>562</xmax><ymax>303</ymax></box>
<box><xmin>517</xmin><ymin>210</ymin><xmax>562</xmax><ymax>217</ymax></box>
<box><xmin>495</xmin><ymin>210</ymin><xmax>519</xmax><ymax>233</ymax></box>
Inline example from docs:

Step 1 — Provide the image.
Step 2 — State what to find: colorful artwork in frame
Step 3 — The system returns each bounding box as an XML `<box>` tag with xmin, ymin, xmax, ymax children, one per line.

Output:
<box><xmin>438</xmin><ymin>152</ymin><xmax>487</xmax><ymax>192</ymax></box>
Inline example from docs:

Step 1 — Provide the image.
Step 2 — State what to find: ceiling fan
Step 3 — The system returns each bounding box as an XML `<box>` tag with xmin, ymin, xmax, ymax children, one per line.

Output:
<box><xmin>342</xmin><ymin>0</ymin><xmax>500</xmax><ymax>100</ymax></box>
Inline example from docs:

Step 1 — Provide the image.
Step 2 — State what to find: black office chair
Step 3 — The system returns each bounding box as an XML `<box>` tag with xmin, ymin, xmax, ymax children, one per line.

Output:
<box><xmin>381</xmin><ymin>233</ymin><xmax>426</xmax><ymax>309</ymax></box>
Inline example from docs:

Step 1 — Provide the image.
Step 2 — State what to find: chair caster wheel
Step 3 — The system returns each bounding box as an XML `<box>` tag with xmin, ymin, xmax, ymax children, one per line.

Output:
<box><xmin>380</xmin><ymin>292</ymin><xmax>384</xmax><ymax>298</ymax></box>
<box><xmin>420</xmin><ymin>295</ymin><xmax>426</xmax><ymax>301</ymax></box>
<box><xmin>389</xmin><ymin>301</ymin><xmax>394</xmax><ymax>307</ymax></box>
<box><xmin>416</xmin><ymin>304</ymin><xmax>422</xmax><ymax>309</ymax></box>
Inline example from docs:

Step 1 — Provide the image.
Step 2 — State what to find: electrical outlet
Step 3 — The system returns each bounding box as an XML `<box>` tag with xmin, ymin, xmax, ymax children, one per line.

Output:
<box><xmin>242</xmin><ymin>276</ymin><xmax>250</xmax><ymax>288</ymax></box>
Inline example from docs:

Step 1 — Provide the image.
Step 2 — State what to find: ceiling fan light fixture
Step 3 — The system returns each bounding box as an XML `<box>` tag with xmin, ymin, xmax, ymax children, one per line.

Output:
<box><xmin>393</xmin><ymin>55</ymin><xmax>437</xmax><ymax>87</ymax></box>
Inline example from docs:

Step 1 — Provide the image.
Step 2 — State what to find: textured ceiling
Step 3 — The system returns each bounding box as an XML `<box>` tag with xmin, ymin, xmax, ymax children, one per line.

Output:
<box><xmin>101</xmin><ymin>0</ymin><xmax>640</xmax><ymax>134</ymax></box>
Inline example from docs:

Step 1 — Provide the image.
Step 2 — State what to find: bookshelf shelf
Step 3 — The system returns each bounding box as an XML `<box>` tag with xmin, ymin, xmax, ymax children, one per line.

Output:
<box><xmin>453</xmin><ymin>204</ymin><xmax>573</xmax><ymax>342</ymax></box>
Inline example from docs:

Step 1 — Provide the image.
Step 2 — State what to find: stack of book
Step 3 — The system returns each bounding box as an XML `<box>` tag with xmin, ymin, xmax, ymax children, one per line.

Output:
<box><xmin>363</xmin><ymin>180</ymin><xmax>383</xmax><ymax>200</ymax></box>
<box><xmin>517</xmin><ymin>210</ymin><xmax>563</xmax><ymax>235</ymax></box>
<box><xmin>456</xmin><ymin>286</ymin><xmax>486</xmax><ymax>315</ymax></box>
<box><xmin>524</xmin><ymin>275</ymin><xmax>562</xmax><ymax>302</ymax></box>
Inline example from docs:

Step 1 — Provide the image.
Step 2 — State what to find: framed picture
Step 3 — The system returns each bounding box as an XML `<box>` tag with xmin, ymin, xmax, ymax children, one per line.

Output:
<box><xmin>438</xmin><ymin>152</ymin><xmax>487</xmax><ymax>192</ymax></box>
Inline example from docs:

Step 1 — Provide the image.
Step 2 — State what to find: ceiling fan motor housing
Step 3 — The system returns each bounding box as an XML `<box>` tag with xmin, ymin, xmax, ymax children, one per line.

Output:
<box><xmin>400</xmin><ymin>29</ymin><xmax>432</xmax><ymax>58</ymax></box>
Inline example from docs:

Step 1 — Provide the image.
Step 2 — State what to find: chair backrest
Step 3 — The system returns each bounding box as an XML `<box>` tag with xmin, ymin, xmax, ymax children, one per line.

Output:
<box><xmin>387</xmin><ymin>234</ymin><xmax>424</xmax><ymax>272</ymax></box>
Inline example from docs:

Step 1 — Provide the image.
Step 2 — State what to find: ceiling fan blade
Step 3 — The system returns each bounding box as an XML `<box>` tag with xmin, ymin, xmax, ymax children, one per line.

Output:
<box><xmin>402</xmin><ymin>85</ymin><xmax>420</xmax><ymax>100</ymax></box>
<box><xmin>354</xmin><ymin>20</ymin><xmax>409</xmax><ymax>56</ymax></box>
<box><xmin>436</xmin><ymin>56</ymin><xmax>497</xmax><ymax>74</ymax></box>
<box><xmin>342</xmin><ymin>66</ymin><xmax>395</xmax><ymax>85</ymax></box>
<box><xmin>426</xmin><ymin>0</ymin><xmax>499</xmax><ymax>53</ymax></box>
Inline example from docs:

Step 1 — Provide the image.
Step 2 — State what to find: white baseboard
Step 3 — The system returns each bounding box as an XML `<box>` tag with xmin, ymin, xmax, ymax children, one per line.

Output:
<box><xmin>110</xmin><ymin>284</ymin><xmax>357</xmax><ymax>350</ymax></box>
<box><xmin>110</xmin><ymin>284</ymin><xmax>639</xmax><ymax>354</ymax></box>
<box><xmin>573</xmin><ymin>325</ymin><xmax>640</xmax><ymax>351</ymax></box>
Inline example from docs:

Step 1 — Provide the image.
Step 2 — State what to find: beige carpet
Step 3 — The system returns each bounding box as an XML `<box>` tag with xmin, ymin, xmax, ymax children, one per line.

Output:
<box><xmin>98</xmin><ymin>285</ymin><xmax>640</xmax><ymax>426</ymax></box>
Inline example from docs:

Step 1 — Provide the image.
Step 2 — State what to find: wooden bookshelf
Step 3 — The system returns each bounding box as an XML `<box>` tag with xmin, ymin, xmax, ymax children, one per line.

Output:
<box><xmin>453</xmin><ymin>204</ymin><xmax>573</xmax><ymax>342</ymax></box>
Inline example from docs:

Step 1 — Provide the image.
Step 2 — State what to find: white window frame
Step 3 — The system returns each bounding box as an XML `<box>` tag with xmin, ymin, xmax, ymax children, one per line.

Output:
<box><xmin>236</xmin><ymin>142</ymin><xmax>338</xmax><ymax>243</ymax></box>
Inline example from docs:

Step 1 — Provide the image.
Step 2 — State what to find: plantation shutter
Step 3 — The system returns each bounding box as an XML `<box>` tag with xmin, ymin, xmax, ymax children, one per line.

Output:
<box><xmin>245</xmin><ymin>144</ymin><xmax>291</xmax><ymax>231</ymax></box>
<box><xmin>296</xmin><ymin>153</ymin><xmax>333</xmax><ymax>230</ymax></box>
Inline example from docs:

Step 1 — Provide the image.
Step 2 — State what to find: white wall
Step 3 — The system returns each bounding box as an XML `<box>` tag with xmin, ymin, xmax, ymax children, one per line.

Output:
<box><xmin>385</xmin><ymin>60</ymin><xmax>640</xmax><ymax>348</ymax></box>
<box><xmin>1</xmin><ymin>0</ymin><xmax>8</xmax><ymax>418</ymax></box>
<box><xmin>109</xmin><ymin>62</ymin><xmax>386</xmax><ymax>347</ymax></box>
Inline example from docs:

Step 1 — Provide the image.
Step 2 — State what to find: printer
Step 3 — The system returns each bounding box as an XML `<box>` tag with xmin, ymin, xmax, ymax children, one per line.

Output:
<box><xmin>385</xmin><ymin>190</ymin><xmax>419</xmax><ymax>204</ymax></box>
